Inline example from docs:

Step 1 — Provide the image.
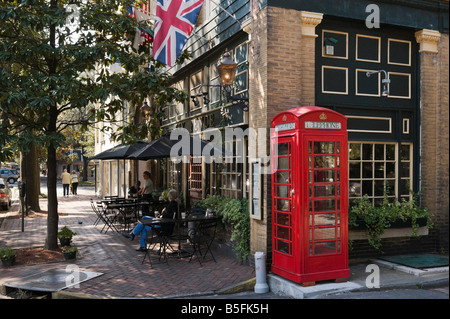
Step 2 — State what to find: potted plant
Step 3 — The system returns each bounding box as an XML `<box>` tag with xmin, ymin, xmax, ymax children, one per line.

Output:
<box><xmin>62</xmin><ymin>245</ymin><xmax>78</xmax><ymax>260</ymax></box>
<box><xmin>57</xmin><ymin>226</ymin><xmax>77</xmax><ymax>247</ymax></box>
<box><xmin>0</xmin><ymin>247</ymin><xmax>16</xmax><ymax>267</ymax></box>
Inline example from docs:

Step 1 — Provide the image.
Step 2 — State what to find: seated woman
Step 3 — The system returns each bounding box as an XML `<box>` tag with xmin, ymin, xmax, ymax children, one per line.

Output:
<box><xmin>124</xmin><ymin>189</ymin><xmax>179</xmax><ymax>251</ymax></box>
<box><xmin>128</xmin><ymin>180</ymin><xmax>141</xmax><ymax>198</ymax></box>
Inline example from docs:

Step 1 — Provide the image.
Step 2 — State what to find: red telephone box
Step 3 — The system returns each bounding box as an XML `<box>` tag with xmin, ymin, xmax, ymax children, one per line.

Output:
<box><xmin>271</xmin><ymin>106</ymin><xmax>350</xmax><ymax>284</ymax></box>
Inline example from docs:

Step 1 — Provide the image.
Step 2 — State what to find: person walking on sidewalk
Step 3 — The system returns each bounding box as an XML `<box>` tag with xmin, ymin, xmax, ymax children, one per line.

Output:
<box><xmin>60</xmin><ymin>169</ymin><xmax>71</xmax><ymax>196</ymax></box>
<box><xmin>71</xmin><ymin>170</ymin><xmax>79</xmax><ymax>195</ymax></box>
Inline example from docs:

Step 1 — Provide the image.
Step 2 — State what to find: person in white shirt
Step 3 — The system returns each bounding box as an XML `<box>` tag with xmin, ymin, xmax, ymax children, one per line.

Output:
<box><xmin>71</xmin><ymin>170</ymin><xmax>79</xmax><ymax>195</ymax></box>
<box><xmin>138</xmin><ymin>171</ymin><xmax>154</xmax><ymax>215</ymax></box>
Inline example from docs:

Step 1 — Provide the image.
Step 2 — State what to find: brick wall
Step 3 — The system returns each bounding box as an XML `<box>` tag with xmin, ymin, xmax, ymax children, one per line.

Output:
<box><xmin>249</xmin><ymin>6</ymin><xmax>319</xmax><ymax>261</ymax></box>
<box><xmin>419</xmin><ymin>33</ymin><xmax>449</xmax><ymax>252</ymax></box>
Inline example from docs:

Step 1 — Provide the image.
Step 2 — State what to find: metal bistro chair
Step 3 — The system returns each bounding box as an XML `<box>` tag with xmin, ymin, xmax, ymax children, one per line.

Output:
<box><xmin>189</xmin><ymin>219</ymin><xmax>218</xmax><ymax>266</ymax></box>
<box><xmin>90</xmin><ymin>199</ymin><xmax>118</xmax><ymax>233</ymax></box>
<box><xmin>142</xmin><ymin>219</ymin><xmax>175</xmax><ymax>267</ymax></box>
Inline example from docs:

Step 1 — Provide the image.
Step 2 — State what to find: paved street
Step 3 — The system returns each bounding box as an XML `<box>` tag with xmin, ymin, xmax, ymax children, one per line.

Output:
<box><xmin>0</xmin><ymin>178</ymin><xmax>448</xmax><ymax>303</ymax></box>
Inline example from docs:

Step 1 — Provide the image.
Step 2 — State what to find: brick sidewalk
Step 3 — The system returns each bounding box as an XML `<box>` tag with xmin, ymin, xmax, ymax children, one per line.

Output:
<box><xmin>0</xmin><ymin>188</ymin><xmax>255</xmax><ymax>298</ymax></box>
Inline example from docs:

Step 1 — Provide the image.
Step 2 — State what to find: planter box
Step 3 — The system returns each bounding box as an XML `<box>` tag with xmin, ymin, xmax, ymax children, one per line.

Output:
<box><xmin>350</xmin><ymin>217</ymin><xmax>428</xmax><ymax>231</ymax></box>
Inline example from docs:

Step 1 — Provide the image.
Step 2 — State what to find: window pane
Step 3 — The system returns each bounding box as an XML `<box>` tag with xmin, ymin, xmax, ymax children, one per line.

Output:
<box><xmin>349</xmin><ymin>182</ymin><xmax>361</xmax><ymax>197</ymax></box>
<box><xmin>314</xmin><ymin>170</ymin><xmax>335</xmax><ymax>183</ymax></box>
<box><xmin>375</xmin><ymin>162</ymin><xmax>385</xmax><ymax>178</ymax></box>
<box><xmin>314</xmin><ymin>199</ymin><xmax>336</xmax><ymax>212</ymax></box>
<box><xmin>349</xmin><ymin>162</ymin><xmax>360</xmax><ymax>178</ymax></box>
<box><xmin>277</xmin><ymin>240</ymin><xmax>291</xmax><ymax>254</ymax></box>
<box><xmin>277</xmin><ymin>185</ymin><xmax>289</xmax><ymax>198</ymax></box>
<box><xmin>276</xmin><ymin>171</ymin><xmax>290</xmax><ymax>184</ymax></box>
<box><xmin>277</xmin><ymin>226</ymin><xmax>290</xmax><ymax>241</ymax></box>
<box><xmin>315</xmin><ymin>156</ymin><xmax>335</xmax><ymax>168</ymax></box>
<box><xmin>314</xmin><ymin>142</ymin><xmax>335</xmax><ymax>154</ymax></box>
<box><xmin>386</xmin><ymin>144</ymin><xmax>395</xmax><ymax>160</ymax></box>
<box><xmin>349</xmin><ymin>143</ymin><xmax>361</xmax><ymax>160</ymax></box>
<box><xmin>277</xmin><ymin>199</ymin><xmax>290</xmax><ymax>212</ymax></box>
<box><xmin>401</xmin><ymin>162</ymin><xmax>410</xmax><ymax>177</ymax></box>
<box><xmin>278</xmin><ymin>143</ymin><xmax>289</xmax><ymax>156</ymax></box>
<box><xmin>374</xmin><ymin>180</ymin><xmax>385</xmax><ymax>196</ymax></box>
<box><xmin>314</xmin><ymin>213</ymin><xmax>336</xmax><ymax>226</ymax></box>
<box><xmin>375</xmin><ymin>144</ymin><xmax>384</xmax><ymax>160</ymax></box>
<box><xmin>276</xmin><ymin>213</ymin><xmax>290</xmax><ymax>226</ymax></box>
<box><xmin>314</xmin><ymin>185</ymin><xmax>336</xmax><ymax>197</ymax></box>
<box><xmin>401</xmin><ymin>144</ymin><xmax>410</xmax><ymax>160</ymax></box>
<box><xmin>278</xmin><ymin>157</ymin><xmax>289</xmax><ymax>170</ymax></box>
<box><xmin>362</xmin><ymin>144</ymin><xmax>373</xmax><ymax>160</ymax></box>
<box><xmin>314</xmin><ymin>241</ymin><xmax>336</xmax><ymax>255</ymax></box>
<box><xmin>362</xmin><ymin>180</ymin><xmax>373</xmax><ymax>196</ymax></box>
<box><xmin>314</xmin><ymin>228</ymin><xmax>337</xmax><ymax>240</ymax></box>
<box><xmin>363</xmin><ymin>162</ymin><xmax>373</xmax><ymax>178</ymax></box>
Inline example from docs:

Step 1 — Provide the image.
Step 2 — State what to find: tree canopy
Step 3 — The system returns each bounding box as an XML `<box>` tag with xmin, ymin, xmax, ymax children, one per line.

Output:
<box><xmin>0</xmin><ymin>0</ymin><xmax>188</xmax><ymax>249</ymax></box>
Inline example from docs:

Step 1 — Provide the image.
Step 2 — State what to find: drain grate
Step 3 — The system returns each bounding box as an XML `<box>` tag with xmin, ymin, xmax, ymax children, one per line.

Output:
<box><xmin>3</xmin><ymin>268</ymin><xmax>103</xmax><ymax>292</ymax></box>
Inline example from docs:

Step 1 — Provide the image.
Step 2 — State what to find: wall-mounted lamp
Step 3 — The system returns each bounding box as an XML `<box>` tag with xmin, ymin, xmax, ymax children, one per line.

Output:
<box><xmin>189</xmin><ymin>51</ymin><xmax>249</xmax><ymax>112</ymax></box>
<box><xmin>366</xmin><ymin>70</ymin><xmax>390</xmax><ymax>97</ymax></box>
<box><xmin>217</xmin><ymin>51</ymin><xmax>238</xmax><ymax>86</ymax></box>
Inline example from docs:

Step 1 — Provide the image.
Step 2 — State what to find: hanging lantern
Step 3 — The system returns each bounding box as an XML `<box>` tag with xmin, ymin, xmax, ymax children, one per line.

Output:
<box><xmin>217</xmin><ymin>51</ymin><xmax>238</xmax><ymax>86</ymax></box>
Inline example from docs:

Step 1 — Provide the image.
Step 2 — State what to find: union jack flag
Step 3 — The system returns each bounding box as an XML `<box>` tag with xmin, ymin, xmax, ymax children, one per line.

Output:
<box><xmin>153</xmin><ymin>0</ymin><xmax>204</xmax><ymax>67</ymax></box>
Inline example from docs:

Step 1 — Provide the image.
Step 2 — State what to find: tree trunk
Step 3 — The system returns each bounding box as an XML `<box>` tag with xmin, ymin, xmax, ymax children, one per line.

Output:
<box><xmin>20</xmin><ymin>144</ymin><xmax>41</xmax><ymax>212</ymax></box>
<box><xmin>45</xmin><ymin>0</ymin><xmax>59</xmax><ymax>250</ymax></box>
<box><xmin>45</xmin><ymin>143</ymin><xmax>59</xmax><ymax>250</ymax></box>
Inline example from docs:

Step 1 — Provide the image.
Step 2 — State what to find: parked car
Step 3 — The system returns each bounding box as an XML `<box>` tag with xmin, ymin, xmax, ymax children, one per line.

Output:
<box><xmin>0</xmin><ymin>178</ymin><xmax>12</xmax><ymax>210</ymax></box>
<box><xmin>0</xmin><ymin>168</ymin><xmax>18</xmax><ymax>184</ymax></box>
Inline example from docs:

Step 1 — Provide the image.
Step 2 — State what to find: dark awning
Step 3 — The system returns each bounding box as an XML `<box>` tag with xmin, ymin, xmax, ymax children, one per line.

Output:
<box><xmin>127</xmin><ymin>133</ymin><xmax>227</xmax><ymax>160</ymax></box>
<box><xmin>91</xmin><ymin>141</ymin><xmax>148</xmax><ymax>160</ymax></box>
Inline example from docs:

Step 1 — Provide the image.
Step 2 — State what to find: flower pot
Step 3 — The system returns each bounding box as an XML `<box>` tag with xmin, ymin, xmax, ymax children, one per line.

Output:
<box><xmin>59</xmin><ymin>237</ymin><xmax>72</xmax><ymax>247</ymax></box>
<box><xmin>62</xmin><ymin>251</ymin><xmax>77</xmax><ymax>260</ymax></box>
<box><xmin>1</xmin><ymin>256</ymin><xmax>16</xmax><ymax>267</ymax></box>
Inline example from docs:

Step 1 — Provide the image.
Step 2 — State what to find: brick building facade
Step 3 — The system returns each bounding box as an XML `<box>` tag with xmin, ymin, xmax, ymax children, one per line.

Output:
<box><xmin>156</xmin><ymin>0</ymin><xmax>448</xmax><ymax>262</ymax></box>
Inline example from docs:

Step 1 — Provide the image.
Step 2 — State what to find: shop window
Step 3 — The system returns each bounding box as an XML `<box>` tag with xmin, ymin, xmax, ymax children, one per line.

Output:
<box><xmin>220</xmin><ymin>136</ymin><xmax>245</xmax><ymax>199</ymax></box>
<box><xmin>349</xmin><ymin>142</ymin><xmax>413</xmax><ymax>206</ymax></box>
<box><xmin>190</xmin><ymin>70</ymin><xmax>203</xmax><ymax>111</ymax></box>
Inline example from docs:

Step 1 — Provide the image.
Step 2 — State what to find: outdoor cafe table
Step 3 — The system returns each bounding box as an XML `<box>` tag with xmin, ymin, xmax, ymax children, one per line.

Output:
<box><xmin>140</xmin><ymin>214</ymin><xmax>218</xmax><ymax>258</ymax></box>
<box><xmin>103</xmin><ymin>200</ymin><xmax>143</xmax><ymax>232</ymax></box>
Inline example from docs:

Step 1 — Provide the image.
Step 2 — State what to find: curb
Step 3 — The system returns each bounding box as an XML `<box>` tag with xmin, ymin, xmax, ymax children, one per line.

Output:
<box><xmin>216</xmin><ymin>277</ymin><xmax>256</xmax><ymax>295</ymax></box>
<box><xmin>47</xmin><ymin>278</ymin><xmax>257</xmax><ymax>300</ymax></box>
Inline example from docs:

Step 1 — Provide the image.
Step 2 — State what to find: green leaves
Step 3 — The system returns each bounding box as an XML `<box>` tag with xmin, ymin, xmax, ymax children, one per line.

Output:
<box><xmin>193</xmin><ymin>195</ymin><xmax>251</xmax><ymax>262</ymax></box>
<box><xmin>349</xmin><ymin>188</ymin><xmax>433</xmax><ymax>251</ymax></box>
